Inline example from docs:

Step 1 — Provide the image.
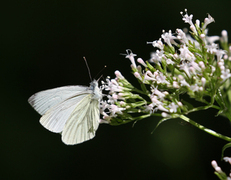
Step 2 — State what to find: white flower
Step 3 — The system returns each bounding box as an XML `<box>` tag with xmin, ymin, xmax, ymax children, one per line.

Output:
<box><xmin>161</xmin><ymin>112</ymin><xmax>171</xmax><ymax>117</ymax></box>
<box><xmin>144</xmin><ymin>70</ymin><xmax>155</xmax><ymax>81</ymax></box>
<box><xmin>179</xmin><ymin>79</ymin><xmax>190</xmax><ymax>87</ymax></box>
<box><xmin>161</xmin><ymin>30</ymin><xmax>177</xmax><ymax>47</ymax></box>
<box><xmin>150</xmin><ymin>50</ymin><xmax>164</xmax><ymax>63</ymax></box>
<box><xmin>180</xmin><ymin>63</ymin><xmax>191</xmax><ymax>77</ymax></box>
<box><xmin>205</xmin><ymin>43</ymin><xmax>218</xmax><ymax>54</ymax></box>
<box><xmin>156</xmin><ymin>72</ymin><xmax>169</xmax><ymax>84</ymax></box>
<box><xmin>190</xmin><ymin>61</ymin><xmax>201</xmax><ymax>72</ymax></box>
<box><xmin>157</xmin><ymin>104</ymin><xmax>169</xmax><ymax>112</ymax></box>
<box><xmin>190</xmin><ymin>84</ymin><xmax>199</xmax><ymax>92</ymax></box>
<box><xmin>221</xmin><ymin>69</ymin><xmax>231</xmax><ymax>81</ymax></box>
<box><xmin>147</xmin><ymin>38</ymin><xmax>164</xmax><ymax>50</ymax></box>
<box><xmin>223</xmin><ymin>157</ymin><xmax>231</xmax><ymax>164</ymax></box>
<box><xmin>166</xmin><ymin>58</ymin><xmax>175</xmax><ymax>65</ymax></box>
<box><xmin>221</xmin><ymin>30</ymin><xmax>228</xmax><ymax>43</ymax></box>
<box><xmin>206</xmin><ymin>35</ymin><xmax>220</xmax><ymax>45</ymax></box>
<box><xmin>145</xmin><ymin>103</ymin><xmax>154</xmax><ymax>113</ymax></box>
<box><xmin>180</xmin><ymin>9</ymin><xmax>197</xmax><ymax>35</ymax></box>
<box><xmin>152</xmin><ymin>87</ymin><xmax>166</xmax><ymax>99</ymax></box>
<box><xmin>179</xmin><ymin>44</ymin><xmax>196</xmax><ymax>61</ymax></box>
<box><xmin>181</xmin><ymin>9</ymin><xmax>194</xmax><ymax>27</ymax></box>
<box><xmin>168</xmin><ymin>102</ymin><xmax>178</xmax><ymax>113</ymax></box>
<box><xmin>215</xmin><ymin>49</ymin><xmax>226</xmax><ymax>61</ymax></box>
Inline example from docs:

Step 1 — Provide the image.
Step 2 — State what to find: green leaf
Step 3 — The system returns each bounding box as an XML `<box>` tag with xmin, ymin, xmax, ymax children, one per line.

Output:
<box><xmin>221</xmin><ymin>142</ymin><xmax>231</xmax><ymax>160</ymax></box>
<box><xmin>151</xmin><ymin>117</ymin><xmax>172</xmax><ymax>134</ymax></box>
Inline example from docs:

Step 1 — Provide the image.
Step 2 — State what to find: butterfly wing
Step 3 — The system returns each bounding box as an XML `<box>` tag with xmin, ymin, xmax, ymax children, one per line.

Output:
<box><xmin>61</xmin><ymin>94</ymin><xmax>100</xmax><ymax>145</ymax></box>
<box><xmin>28</xmin><ymin>86</ymin><xmax>92</xmax><ymax>133</ymax></box>
<box><xmin>28</xmin><ymin>85</ymin><xmax>88</xmax><ymax>115</ymax></box>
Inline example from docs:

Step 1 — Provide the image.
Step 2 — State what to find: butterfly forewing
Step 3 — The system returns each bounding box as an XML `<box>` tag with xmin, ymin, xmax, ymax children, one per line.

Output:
<box><xmin>28</xmin><ymin>80</ymin><xmax>102</xmax><ymax>145</ymax></box>
<box><xmin>28</xmin><ymin>86</ymin><xmax>88</xmax><ymax>115</ymax></box>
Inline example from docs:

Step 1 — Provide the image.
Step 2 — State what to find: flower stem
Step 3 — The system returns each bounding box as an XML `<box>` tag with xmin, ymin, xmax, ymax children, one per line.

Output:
<box><xmin>179</xmin><ymin>115</ymin><xmax>231</xmax><ymax>142</ymax></box>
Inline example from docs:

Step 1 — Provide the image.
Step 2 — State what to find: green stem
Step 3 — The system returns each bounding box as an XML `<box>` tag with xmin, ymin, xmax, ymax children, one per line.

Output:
<box><xmin>186</xmin><ymin>104</ymin><xmax>220</xmax><ymax>114</ymax></box>
<box><xmin>179</xmin><ymin>115</ymin><xmax>231</xmax><ymax>142</ymax></box>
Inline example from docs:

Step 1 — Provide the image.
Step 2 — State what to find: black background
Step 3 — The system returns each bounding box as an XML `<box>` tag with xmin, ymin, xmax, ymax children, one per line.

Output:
<box><xmin>1</xmin><ymin>0</ymin><xmax>231</xmax><ymax>179</ymax></box>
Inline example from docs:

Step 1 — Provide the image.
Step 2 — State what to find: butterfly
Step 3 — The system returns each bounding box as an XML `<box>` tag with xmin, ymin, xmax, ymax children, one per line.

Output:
<box><xmin>28</xmin><ymin>80</ymin><xmax>102</xmax><ymax>145</ymax></box>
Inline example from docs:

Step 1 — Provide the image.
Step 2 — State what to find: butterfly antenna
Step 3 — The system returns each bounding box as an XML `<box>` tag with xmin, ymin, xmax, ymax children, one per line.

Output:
<box><xmin>95</xmin><ymin>65</ymin><xmax>107</xmax><ymax>81</ymax></box>
<box><xmin>83</xmin><ymin>57</ymin><xmax>92</xmax><ymax>82</ymax></box>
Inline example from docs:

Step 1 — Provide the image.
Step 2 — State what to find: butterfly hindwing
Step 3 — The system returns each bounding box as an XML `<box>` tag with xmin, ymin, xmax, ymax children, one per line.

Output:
<box><xmin>39</xmin><ymin>92</ymin><xmax>90</xmax><ymax>133</ymax></box>
<box><xmin>61</xmin><ymin>94</ymin><xmax>100</xmax><ymax>145</ymax></box>
<box><xmin>28</xmin><ymin>80</ymin><xmax>102</xmax><ymax>145</ymax></box>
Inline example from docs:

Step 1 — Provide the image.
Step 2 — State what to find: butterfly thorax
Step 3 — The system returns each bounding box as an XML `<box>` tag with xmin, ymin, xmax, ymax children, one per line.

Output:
<box><xmin>89</xmin><ymin>80</ymin><xmax>102</xmax><ymax>100</ymax></box>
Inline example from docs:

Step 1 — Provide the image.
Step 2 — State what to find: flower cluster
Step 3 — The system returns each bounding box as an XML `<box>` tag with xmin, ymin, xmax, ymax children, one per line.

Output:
<box><xmin>100</xmin><ymin>70</ymin><xmax>148</xmax><ymax>125</ymax></box>
<box><xmin>100</xmin><ymin>9</ymin><xmax>231</xmax><ymax>126</ymax></box>
<box><xmin>212</xmin><ymin>158</ymin><xmax>231</xmax><ymax>180</ymax></box>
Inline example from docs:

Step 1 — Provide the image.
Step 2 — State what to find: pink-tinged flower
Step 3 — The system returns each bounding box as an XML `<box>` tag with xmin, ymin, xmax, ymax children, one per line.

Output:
<box><xmin>134</xmin><ymin>72</ymin><xmax>142</xmax><ymax>80</ymax></box>
<box><xmin>103</xmin><ymin>78</ymin><xmax>123</xmax><ymax>93</ymax></box>
<box><xmin>211</xmin><ymin>160</ymin><xmax>222</xmax><ymax>173</ymax></box>
<box><xmin>201</xmin><ymin>77</ymin><xmax>206</xmax><ymax>87</ymax></box>
<box><xmin>115</xmin><ymin>70</ymin><xmax>124</xmax><ymax>79</ymax></box>
<box><xmin>109</xmin><ymin>104</ymin><xmax>125</xmax><ymax>116</ymax></box>
<box><xmin>173</xmin><ymin>81</ymin><xmax>180</xmax><ymax>88</ymax></box>
<box><xmin>144</xmin><ymin>70</ymin><xmax>155</xmax><ymax>81</ymax></box>
<box><xmin>124</xmin><ymin>49</ymin><xmax>137</xmax><ymax>68</ymax></box>
<box><xmin>202</xmin><ymin>14</ymin><xmax>215</xmax><ymax>30</ymax></box>
<box><xmin>150</xmin><ymin>95</ymin><xmax>162</xmax><ymax>106</ymax></box>
<box><xmin>198</xmin><ymin>61</ymin><xmax>205</xmax><ymax>69</ymax></box>
<box><xmin>176</xmin><ymin>29</ymin><xmax>188</xmax><ymax>44</ymax></box>
<box><xmin>137</xmin><ymin>58</ymin><xmax>147</xmax><ymax>67</ymax></box>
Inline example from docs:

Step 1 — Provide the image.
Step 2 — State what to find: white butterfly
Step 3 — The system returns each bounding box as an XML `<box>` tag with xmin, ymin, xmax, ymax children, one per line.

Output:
<box><xmin>28</xmin><ymin>80</ymin><xmax>102</xmax><ymax>145</ymax></box>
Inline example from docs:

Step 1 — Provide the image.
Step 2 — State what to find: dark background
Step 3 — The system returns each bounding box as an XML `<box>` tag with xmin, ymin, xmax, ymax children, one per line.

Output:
<box><xmin>1</xmin><ymin>0</ymin><xmax>231</xmax><ymax>179</ymax></box>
